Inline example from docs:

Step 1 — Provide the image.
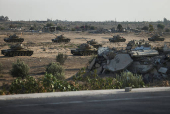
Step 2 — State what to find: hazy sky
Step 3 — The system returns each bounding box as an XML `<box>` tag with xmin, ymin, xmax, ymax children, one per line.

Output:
<box><xmin>0</xmin><ymin>0</ymin><xmax>169</xmax><ymax>22</ymax></box>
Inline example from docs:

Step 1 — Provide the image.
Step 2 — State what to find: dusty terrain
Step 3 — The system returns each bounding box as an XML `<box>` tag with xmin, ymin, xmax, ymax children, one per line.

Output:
<box><xmin>0</xmin><ymin>31</ymin><xmax>170</xmax><ymax>86</ymax></box>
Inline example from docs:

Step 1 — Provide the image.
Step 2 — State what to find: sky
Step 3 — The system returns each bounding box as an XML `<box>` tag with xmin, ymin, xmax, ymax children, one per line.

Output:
<box><xmin>0</xmin><ymin>0</ymin><xmax>169</xmax><ymax>22</ymax></box>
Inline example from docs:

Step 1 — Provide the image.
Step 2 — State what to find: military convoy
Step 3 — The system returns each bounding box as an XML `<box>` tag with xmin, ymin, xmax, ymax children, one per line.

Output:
<box><xmin>148</xmin><ymin>34</ymin><xmax>164</xmax><ymax>41</ymax></box>
<box><xmin>4</xmin><ymin>34</ymin><xmax>24</xmax><ymax>42</ymax></box>
<box><xmin>109</xmin><ymin>35</ymin><xmax>126</xmax><ymax>42</ymax></box>
<box><xmin>86</xmin><ymin>39</ymin><xmax>102</xmax><ymax>49</ymax></box>
<box><xmin>1</xmin><ymin>43</ymin><xmax>33</xmax><ymax>56</ymax></box>
<box><xmin>71</xmin><ymin>43</ymin><xmax>98</xmax><ymax>56</ymax></box>
<box><xmin>52</xmin><ymin>34</ymin><xmax>70</xmax><ymax>43</ymax></box>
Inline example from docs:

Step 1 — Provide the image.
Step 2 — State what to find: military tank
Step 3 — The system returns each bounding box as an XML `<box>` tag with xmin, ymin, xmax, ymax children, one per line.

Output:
<box><xmin>126</xmin><ymin>39</ymin><xmax>151</xmax><ymax>50</ymax></box>
<box><xmin>109</xmin><ymin>35</ymin><xmax>126</xmax><ymax>42</ymax></box>
<box><xmin>148</xmin><ymin>34</ymin><xmax>164</xmax><ymax>41</ymax></box>
<box><xmin>4</xmin><ymin>34</ymin><xmax>24</xmax><ymax>42</ymax></box>
<box><xmin>71</xmin><ymin>43</ymin><xmax>97</xmax><ymax>56</ymax></box>
<box><xmin>52</xmin><ymin>34</ymin><xmax>70</xmax><ymax>43</ymax></box>
<box><xmin>86</xmin><ymin>39</ymin><xmax>102</xmax><ymax>49</ymax></box>
<box><xmin>1</xmin><ymin>43</ymin><xmax>33</xmax><ymax>56</ymax></box>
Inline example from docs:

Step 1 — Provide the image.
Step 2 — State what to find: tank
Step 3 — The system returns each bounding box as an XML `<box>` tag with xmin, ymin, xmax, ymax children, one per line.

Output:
<box><xmin>86</xmin><ymin>39</ymin><xmax>102</xmax><ymax>49</ymax></box>
<box><xmin>71</xmin><ymin>43</ymin><xmax>97</xmax><ymax>56</ymax></box>
<box><xmin>109</xmin><ymin>35</ymin><xmax>126</xmax><ymax>42</ymax></box>
<box><xmin>148</xmin><ymin>34</ymin><xmax>164</xmax><ymax>41</ymax></box>
<box><xmin>126</xmin><ymin>39</ymin><xmax>151</xmax><ymax>50</ymax></box>
<box><xmin>52</xmin><ymin>34</ymin><xmax>70</xmax><ymax>43</ymax></box>
<box><xmin>4</xmin><ymin>34</ymin><xmax>24</xmax><ymax>42</ymax></box>
<box><xmin>1</xmin><ymin>43</ymin><xmax>33</xmax><ymax>56</ymax></box>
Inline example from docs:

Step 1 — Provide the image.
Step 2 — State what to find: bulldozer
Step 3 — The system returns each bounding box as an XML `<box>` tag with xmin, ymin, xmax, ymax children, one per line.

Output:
<box><xmin>52</xmin><ymin>34</ymin><xmax>70</xmax><ymax>43</ymax></box>
<box><xmin>86</xmin><ymin>39</ymin><xmax>102</xmax><ymax>49</ymax></box>
<box><xmin>4</xmin><ymin>34</ymin><xmax>24</xmax><ymax>42</ymax></box>
<box><xmin>71</xmin><ymin>43</ymin><xmax>97</xmax><ymax>56</ymax></box>
<box><xmin>148</xmin><ymin>34</ymin><xmax>164</xmax><ymax>41</ymax></box>
<box><xmin>109</xmin><ymin>35</ymin><xmax>126</xmax><ymax>42</ymax></box>
<box><xmin>1</xmin><ymin>43</ymin><xmax>33</xmax><ymax>56</ymax></box>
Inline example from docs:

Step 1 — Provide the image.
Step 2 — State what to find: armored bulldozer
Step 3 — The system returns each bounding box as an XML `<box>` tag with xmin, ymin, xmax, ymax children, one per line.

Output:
<box><xmin>148</xmin><ymin>34</ymin><xmax>164</xmax><ymax>41</ymax></box>
<box><xmin>71</xmin><ymin>43</ymin><xmax>97</xmax><ymax>56</ymax></box>
<box><xmin>1</xmin><ymin>43</ymin><xmax>33</xmax><ymax>56</ymax></box>
<box><xmin>4</xmin><ymin>34</ymin><xmax>24</xmax><ymax>42</ymax></box>
<box><xmin>52</xmin><ymin>34</ymin><xmax>70</xmax><ymax>43</ymax></box>
<box><xmin>126</xmin><ymin>39</ymin><xmax>151</xmax><ymax>50</ymax></box>
<box><xmin>109</xmin><ymin>35</ymin><xmax>126</xmax><ymax>42</ymax></box>
<box><xmin>86</xmin><ymin>39</ymin><xmax>102</xmax><ymax>49</ymax></box>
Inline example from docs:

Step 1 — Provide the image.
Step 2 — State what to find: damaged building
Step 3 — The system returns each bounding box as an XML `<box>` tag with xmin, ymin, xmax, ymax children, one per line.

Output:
<box><xmin>87</xmin><ymin>40</ymin><xmax>170</xmax><ymax>83</ymax></box>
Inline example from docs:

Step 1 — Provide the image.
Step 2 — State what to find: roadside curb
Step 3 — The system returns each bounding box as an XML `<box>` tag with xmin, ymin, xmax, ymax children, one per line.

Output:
<box><xmin>0</xmin><ymin>87</ymin><xmax>170</xmax><ymax>100</ymax></box>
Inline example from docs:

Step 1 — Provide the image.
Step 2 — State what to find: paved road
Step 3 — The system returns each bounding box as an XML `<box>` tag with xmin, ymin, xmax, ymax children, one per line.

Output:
<box><xmin>0</xmin><ymin>88</ymin><xmax>170</xmax><ymax>114</ymax></box>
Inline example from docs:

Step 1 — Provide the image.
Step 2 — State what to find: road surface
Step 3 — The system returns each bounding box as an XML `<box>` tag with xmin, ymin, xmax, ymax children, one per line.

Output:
<box><xmin>0</xmin><ymin>87</ymin><xmax>170</xmax><ymax>114</ymax></box>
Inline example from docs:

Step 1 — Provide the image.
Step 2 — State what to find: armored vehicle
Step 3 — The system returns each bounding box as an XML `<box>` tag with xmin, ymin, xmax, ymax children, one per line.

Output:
<box><xmin>126</xmin><ymin>39</ymin><xmax>151</xmax><ymax>50</ymax></box>
<box><xmin>86</xmin><ymin>39</ymin><xmax>102</xmax><ymax>49</ymax></box>
<box><xmin>71</xmin><ymin>43</ymin><xmax>97</xmax><ymax>56</ymax></box>
<box><xmin>4</xmin><ymin>34</ymin><xmax>24</xmax><ymax>42</ymax></box>
<box><xmin>52</xmin><ymin>34</ymin><xmax>70</xmax><ymax>43</ymax></box>
<box><xmin>148</xmin><ymin>34</ymin><xmax>164</xmax><ymax>41</ymax></box>
<box><xmin>109</xmin><ymin>35</ymin><xmax>126</xmax><ymax>42</ymax></box>
<box><xmin>1</xmin><ymin>43</ymin><xmax>33</xmax><ymax>56</ymax></box>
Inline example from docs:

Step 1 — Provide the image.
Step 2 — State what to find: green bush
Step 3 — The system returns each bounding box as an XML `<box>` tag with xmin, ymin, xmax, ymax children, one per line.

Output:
<box><xmin>9</xmin><ymin>76</ymin><xmax>43</xmax><ymax>94</ymax></box>
<box><xmin>73</xmin><ymin>69</ymin><xmax>122</xmax><ymax>90</ymax></box>
<box><xmin>116</xmin><ymin>72</ymin><xmax>145</xmax><ymax>88</ymax></box>
<box><xmin>43</xmin><ymin>73</ymin><xmax>77</xmax><ymax>92</ymax></box>
<box><xmin>10</xmin><ymin>59</ymin><xmax>29</xmax><ymax>79</ymax></box>
<box><xmin>56</xmin><ymin>53</ymin><xmax>68</xmax><ymax>65</ymax></box>
<box><xmin>46</xmin><ymin>62</ymin><xmax>65</xmax><ymax>80</ymax></box>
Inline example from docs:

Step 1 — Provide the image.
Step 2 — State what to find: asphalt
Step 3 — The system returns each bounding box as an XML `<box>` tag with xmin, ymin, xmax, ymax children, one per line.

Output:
<box><xmin>0</xmin><ymin>87</ymin><xmax>170</xmax><ymax>114</ymax></box>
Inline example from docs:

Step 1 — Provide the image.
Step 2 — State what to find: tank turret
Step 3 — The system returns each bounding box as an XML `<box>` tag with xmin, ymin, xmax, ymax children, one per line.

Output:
<box><xmin>1</xmin><ymin>43</ymin><xmax>33</xmax><ymax>56</ymax></box>
<box><xmin>52</xmin><ymin>34</ymin><xmax>70</xmax><ymax>43</ymax></box>
<box><xmin>148</xmin><ymin>34</ymin><xmax>164</xmax><ymax>41</ymax></box>
<box><xmin>4</xmin><ymin>34</ymin><xmax>24</xmax><ymax>42</ymax></box>
<box><xmin>71</xmin><ymin>43</ymin><xmax>97</xmax><ymax>56</ymax></box>
<box><xmin>86</xmin><ymin>39</ymin><xmax>102</xmax><ymax>48</ymax></box>
<box><xmin>109</xmin><ymin>35</ymin><xmax>126</xmax><ymax>42</ymax></box>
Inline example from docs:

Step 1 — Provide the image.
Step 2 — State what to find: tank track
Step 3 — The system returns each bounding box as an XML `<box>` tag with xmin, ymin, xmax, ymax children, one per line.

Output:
<box><xmin>1</xmin><ymin>50</ymin><xmax>33</xmax><ymax>56</ymax></box>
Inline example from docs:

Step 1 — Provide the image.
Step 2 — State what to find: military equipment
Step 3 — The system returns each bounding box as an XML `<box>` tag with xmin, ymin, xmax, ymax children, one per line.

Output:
<box><xmin>109</xmin><ymin>35</ymin><xmax>126</xmax><ymax>42</ymax></box>
<box><xmin>148</xmin><ymin>34</ymin><xmax>164</xmax><ymax>41</ymax></box>
<box><xmin>86</xmin><ymin>39</ymin><xmax>102</xmax><ymax>48</ymax></box>
<box><xmin>126</xmin><ymin>39</ymin><xmax>151</xmax><ymax>50</ymax></box>
<box><xmin>71</xmin><ymin>43</ymin><xmax>97</xmax><ymax>56</ymax></box>
<box><xmin>4</xmin><ymin>34</ymin><xmax>24</xmax><ymax>42</ymax></box>
<box><xmin>1</xmin><ymin>43</ymin><xmax>33</xmax><ymax>56</ymax></box>
<box><xmin>52</xmin><ymin>34</ymin><xmax>70</xmax><ymax>43</ymax></box>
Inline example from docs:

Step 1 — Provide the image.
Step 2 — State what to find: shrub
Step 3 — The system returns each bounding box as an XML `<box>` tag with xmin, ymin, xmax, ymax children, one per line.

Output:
<box><xmin>116</xmin><ymin>72</ymin><xmax>145</xmax><ymax>88</ymax></box>
<box><xmin>117</xmin><ymin>24</ymin><xmax>123</xmax><ymax>32</ymax></box>
<box><xmin>149</xmin><ymin>24</ymin><xmax>154</xmax><ymax>32</ymax></box>
<box><xmin>46</xmin><ymin>62</ymin><xmax>65</xmax><ymax>80</ymax></box>
<box><xmin>56</xmin><ymin>53</ymin><xmax>68</xmax><ymax>65</ymax></box>
<box><xmin>46</xmin><ymin>23</ymin><xmax>53</xmax><ymax>27</ymax></box>
<box><xmin>157</xmin><ymin>24</ymin><xmax>165</xmax><ymax>30</ymax></box>
<box><xmin>9</xmin><ymin>76</ymin><xmax>43</xmax><ymax>94</ymax></box>
<box><xmin>10</xmin><ymin>59</ymin><xmax>29</xmax><ymax>79</ymax></box>
<box><xmin>43</xmin><ymin>73</ymin><xmax>78</xmax><ymax>92</ymax></box>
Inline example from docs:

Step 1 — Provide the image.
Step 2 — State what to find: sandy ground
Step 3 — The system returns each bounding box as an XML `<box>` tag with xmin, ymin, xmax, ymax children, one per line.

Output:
<box><xmin>0</xmin><ymin>31</ymin><xmax>170</xmax><ymax>86</ymax></box>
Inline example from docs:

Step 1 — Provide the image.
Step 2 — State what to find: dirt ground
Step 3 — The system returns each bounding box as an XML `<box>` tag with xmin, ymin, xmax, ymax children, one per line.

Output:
<box><xmin>0</xmin><ymin>31</ymin><xmax>170</xmax><ymax>86</ymax></box>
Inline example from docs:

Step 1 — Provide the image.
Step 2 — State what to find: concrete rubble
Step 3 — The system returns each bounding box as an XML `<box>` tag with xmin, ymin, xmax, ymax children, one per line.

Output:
<box><xmin>87</xmin><ymin>40</ymin><xmax>170</xmax><ymax>83</ymax></box>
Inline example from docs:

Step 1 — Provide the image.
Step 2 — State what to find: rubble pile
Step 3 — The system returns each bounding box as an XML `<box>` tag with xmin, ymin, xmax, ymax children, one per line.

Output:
<box><xmin>87</xmin><ymin>41</ymin><xmax>170</xmax><ymax>83</ymax></box>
